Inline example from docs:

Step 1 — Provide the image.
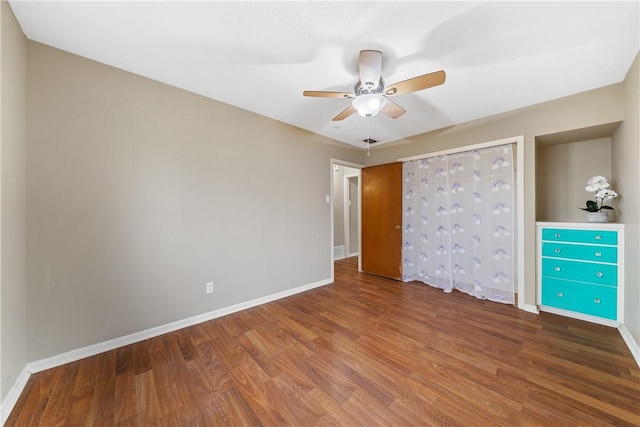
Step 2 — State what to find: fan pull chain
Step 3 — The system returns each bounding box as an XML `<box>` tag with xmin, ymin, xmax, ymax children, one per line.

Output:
<box><xmin>366</xmin><ymin>117</ymin><xmax>371</xmax><ymax>157</ymax></box>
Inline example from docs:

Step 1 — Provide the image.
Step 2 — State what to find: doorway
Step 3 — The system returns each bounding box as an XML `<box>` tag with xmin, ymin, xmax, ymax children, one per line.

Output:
<box><xmin>331</xmin><ymin>161</ymin><xmax>362</xmax><ymax>274</ymax></box>
<box><xmin>344</xmin><ymin>174</ymin><xmax>359</xmax><ymax>258</ymax></box>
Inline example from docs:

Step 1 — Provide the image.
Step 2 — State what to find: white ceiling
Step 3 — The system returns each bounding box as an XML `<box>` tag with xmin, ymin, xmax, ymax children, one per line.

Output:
<box><xmin>8</xmin><ymin>1</ymin><xmax>640</xmax><ymax>149</ymax></box>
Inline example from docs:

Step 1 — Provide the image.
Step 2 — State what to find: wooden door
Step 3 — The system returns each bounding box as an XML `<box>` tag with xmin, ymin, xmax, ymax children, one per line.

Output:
<box><xmin>361</xmin><ymin>162</ymin><xmax>403</xmax><ymax>280</ymax></box>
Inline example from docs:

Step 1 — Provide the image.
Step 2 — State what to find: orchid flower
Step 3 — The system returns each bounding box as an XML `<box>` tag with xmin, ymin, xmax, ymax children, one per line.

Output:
<box><xmin>580</xmin><ymin>176</ymin><xmax>618</xmax><ymax>212</ymax></box>
<box><xmin>585</xmin><ymin>175</ymin><xmax>610</xmax><ymax>192</ymax></box>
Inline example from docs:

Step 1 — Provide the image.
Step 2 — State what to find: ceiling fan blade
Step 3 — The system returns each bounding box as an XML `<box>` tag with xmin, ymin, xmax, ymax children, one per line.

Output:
<box><xmin>384</xmin><ymin>70</ymin><xmax>446</xmax><ymax>97</ymax></box>
<box><xmin>381</xmin><ymin>100</ymin><xmax>406</xmax><ymax>119</ymax></box>
<box><xmin>303</xmin><ymin>91</ymin><xmax>355</xmax><ymax>98</ymax></box>
<box><xmin>359</xmin><ymin>50</ymin><xmax>383</xmax><ymax>89</ymax></box>
<box><xmin>332</xmin><ymin>106</ymin><xmax>356</xmax><ymax>121</ymax></box>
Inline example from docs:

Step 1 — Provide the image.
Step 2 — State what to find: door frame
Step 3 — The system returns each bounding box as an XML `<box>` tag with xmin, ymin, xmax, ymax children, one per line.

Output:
<box><xmin>330</xmin><ymin>159</ymin><xmax>363</xmax><ymax>280</ymax></box>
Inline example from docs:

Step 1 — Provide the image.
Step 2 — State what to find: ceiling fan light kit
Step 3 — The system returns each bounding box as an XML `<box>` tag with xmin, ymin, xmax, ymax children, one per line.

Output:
<box><xmin>352</xmin><ymin>93</ymin><xmax>387</xmax><ymax>118</ymax></box>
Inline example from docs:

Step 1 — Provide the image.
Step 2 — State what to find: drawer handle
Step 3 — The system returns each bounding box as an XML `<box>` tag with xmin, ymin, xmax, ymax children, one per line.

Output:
<box><xmin>554</xmin><ymin>267</ymin><xmax>561</xmax><ymax>272</ymax></box>
<box><xmin>595</xmin><ymin>235</ymin><xmax>602</xmax><ymax>240</ymax></box>
<box><xmin>595</xmin><ymin>252</ymin><xmax>602</xmax><ymax>257</ymax></box>
<box><xmin>596</xmin><ymin>272</ymin><xmax>604</xmax><ymax>278</ymax></box>
<box><xmin>554</xmin><ymin>248</ymin><xmax>561</xmax><ymax>253</ymax></box>
<box><xmin>555</xmin><ymin>233</ymin><xmax>561</xmax><ymax>238</ymax></box>
<box><xmin>557</xmin><ymin>292</ymin><xmax>564</xmax><ymax>297</ymax></box>
<box><xmin>594</xmin><ymin>298</ymin><xmax>601</xmax><ymax>304</ymax></box>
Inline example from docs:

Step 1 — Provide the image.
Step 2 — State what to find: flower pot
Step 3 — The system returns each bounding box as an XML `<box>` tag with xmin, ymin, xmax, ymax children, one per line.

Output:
<box><xmin>586</xmin><ymin>211</ymin><xmax>609</xmax><ymax>223</ymax></box>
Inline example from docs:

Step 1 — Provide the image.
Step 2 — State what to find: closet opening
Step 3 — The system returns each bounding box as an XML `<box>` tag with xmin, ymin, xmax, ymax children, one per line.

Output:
<box><xmin>399</xmin><ymin>136</ymin><xmax>524</xmax><ymax>307</ymax></box>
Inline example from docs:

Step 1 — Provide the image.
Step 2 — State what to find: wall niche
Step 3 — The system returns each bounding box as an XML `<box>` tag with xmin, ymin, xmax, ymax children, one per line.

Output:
<box><xmin>535</xmin><ymin>122</ymin><xmax>621</xmax><ymax>223</ymax></box>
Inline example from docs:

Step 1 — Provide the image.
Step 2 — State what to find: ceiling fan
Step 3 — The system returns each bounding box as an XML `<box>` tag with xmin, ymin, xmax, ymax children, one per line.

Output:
<box><xmin>303</xmin><ymin>50</ymin><xmax>446</xmax><ymax>121</ymax></box>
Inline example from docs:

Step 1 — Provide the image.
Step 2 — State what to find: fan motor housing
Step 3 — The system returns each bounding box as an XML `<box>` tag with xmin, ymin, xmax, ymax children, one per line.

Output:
<box><xmin>355</xmin><ymin>78</ymin><xmax>385</xmax><ymax>96</ymax></box>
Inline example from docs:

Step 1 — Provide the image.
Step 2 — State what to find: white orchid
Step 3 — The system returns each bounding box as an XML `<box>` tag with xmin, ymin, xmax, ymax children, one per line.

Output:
<box><xmin>581</xmin><ymin>176</ymin><xmax>618</xmax><ymax>212</ymax></box>
<box><xmin>585</xmin><ymin>175</ymin><xmax>610</xmax><ymax>192</ymax></box>
<box><xmin>596</xmin><ymin>189</ymin><xmax>618</xmax><ymax>202</ymax></box>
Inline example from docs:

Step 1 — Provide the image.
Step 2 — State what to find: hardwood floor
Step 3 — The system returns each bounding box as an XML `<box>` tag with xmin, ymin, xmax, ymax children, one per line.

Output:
<box><xmin>7</xmin><ymin>257</ymin><xmax>640</xmax><ymax>426</ymax></box>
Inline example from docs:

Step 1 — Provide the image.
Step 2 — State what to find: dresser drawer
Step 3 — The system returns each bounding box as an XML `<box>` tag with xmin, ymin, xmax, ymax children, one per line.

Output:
<box><xmin>541</xmin><ymin>242</ymin><xmax>617</xmax><ymax>263</ymax></box>
<box><xmin>541</xmin><ymin>258</ymin><xmax>617</xmax><ymax>286</ymax></box>
<box><xmin>541</xmin><ymin>278</ymin><xmax>617</xmax><ymax>320</ymax></box>
<box><xmin>542</xmin><ymin>228</ymin><xmax>617</xmax><ymax>245</ymax></box>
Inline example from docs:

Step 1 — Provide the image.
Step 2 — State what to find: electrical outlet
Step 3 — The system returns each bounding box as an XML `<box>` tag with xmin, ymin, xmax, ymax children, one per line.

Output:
<box><xmin>206</xmin><ymin>282</ymin><xmax>214</xmax><ymax>294</ymax></box>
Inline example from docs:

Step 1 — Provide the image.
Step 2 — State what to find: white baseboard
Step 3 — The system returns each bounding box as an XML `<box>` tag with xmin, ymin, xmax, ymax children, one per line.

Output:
<box><xmin>5</xmin><ymin>275</ymin><xmax>637</xmax><ymax>423</ymax></box>
<box><xmin>618</xmin><ymin>324</ymin><xmax>640</xmax><ymax>367</ymax></box>
<box><xmin>333</xmin><ymin>245</ymin><xmax>345</xmax><ymax>260</ymax></box>
<box><xmin>2</xmin><ymin>277</ymin><xmax>332</xmax><ymax>424</ymax></box>
<box><xmin>28</xmin><ymin>277</ymin><xmax>332</xmax><ymax>374</ymax></box>
<box><xmin>1</xmin><ymin>367</ymin><xmax>30</xmax><ymax>426</ymax></box>
<box><xmin>519</xmin><ymin>302</ymin><xmax>539</xmax><ymax>314</ymax></box>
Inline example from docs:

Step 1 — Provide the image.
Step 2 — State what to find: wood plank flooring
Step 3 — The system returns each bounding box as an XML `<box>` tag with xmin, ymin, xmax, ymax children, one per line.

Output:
<box><xmin>7</xmin><ymin>257</ymin><xmax>640</xmax><ymax>426</ymax></box>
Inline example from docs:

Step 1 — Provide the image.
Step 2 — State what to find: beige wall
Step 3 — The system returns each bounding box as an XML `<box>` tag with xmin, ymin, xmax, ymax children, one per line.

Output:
<box><xmin>0</xmin><ymin>0</ymin><xmax>27</xmax><ymax>402</ymax></box>
<box><xmin>536</xmin><ymin>138</ymin><xmax>612</xmax><ymax>223</ymax></box>
<box><xmin>26</xmin><ymin>42</ymin><xmax>362</xmax><ymax>361</ymax></box>
<box><xmin>366</xmin><ymin>83</ymin><xmax>625</xmax><ymax>308</ymax></box>
<box><xmin>613</xmin><ymin>53</ymin><xmax>640</xmax><ymax>347</ymax></box>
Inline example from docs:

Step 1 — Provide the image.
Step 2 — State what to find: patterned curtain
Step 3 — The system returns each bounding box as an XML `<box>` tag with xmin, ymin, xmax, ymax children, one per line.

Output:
<box><xmin>402</xmin><ymin>144</ymin><xmax>516</xmax><ymax>304</ymax></box>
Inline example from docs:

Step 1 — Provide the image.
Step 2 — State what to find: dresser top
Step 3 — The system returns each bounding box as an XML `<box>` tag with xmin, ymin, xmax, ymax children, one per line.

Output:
<box><xmin>536</xmin><ymin>221</ymin><xmax>624</xmax><ymax>230</ymax></box>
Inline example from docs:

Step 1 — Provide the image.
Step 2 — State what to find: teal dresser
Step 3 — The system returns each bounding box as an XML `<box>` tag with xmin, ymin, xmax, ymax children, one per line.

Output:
<box><xmin>537</xmin><ymin>222</ymin><xmax>624</xmax><ymax>326</ymax></box>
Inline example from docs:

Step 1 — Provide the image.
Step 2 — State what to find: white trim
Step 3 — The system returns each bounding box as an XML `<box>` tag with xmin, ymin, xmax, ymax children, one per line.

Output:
<box><xmin>515</xmin><ymin>136</ymin><xmax>525</xmax><ymax>312</ymax></box>
<box><xmin>1</xmin><ymin>367</ymin><xmax>30</xmax><ymax>425</ymax></box>
<box><xmin>25</xmin><ymin>277</ymin><xmax>332</xmax><ymax>375</ymax></box>
<box><xmin>535</xmin><ymin>221</ymin><xmax>626</xmax><ymax>230</ymax></box>
<box><xmin>520</xmin><ymin>303</ymin><xmax>539</xmax><ymax>314</ymax></box>
<box><xmin>397</xmin><ymin>136</ymin><xmax>521</xmax><ymax>162</ymax></box>
<box><xmin>618</xmin><ymin>324</ymin><xmax>640</xmax><ymax>367</ymax></box>
<box><xmin>329</xmin><ymin>159</ymin><xmax>336</xmax><ymax>281</ymax></box>
<box><xmin>616</xmin><ymin>225</ymin><xmax>624</xmax><ymax>324</ymax></box>
<box><xmin>536</xmin><ymin>225</ymin><xmax>544</xmax><ymax>305</ymax></box>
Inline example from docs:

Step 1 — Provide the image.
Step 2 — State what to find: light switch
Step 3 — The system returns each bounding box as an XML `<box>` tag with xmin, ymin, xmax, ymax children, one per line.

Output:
<box><xmin>325</xmin><ymin>195</ymin><xmax>331</xmax><ymax>204</ymax></box>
